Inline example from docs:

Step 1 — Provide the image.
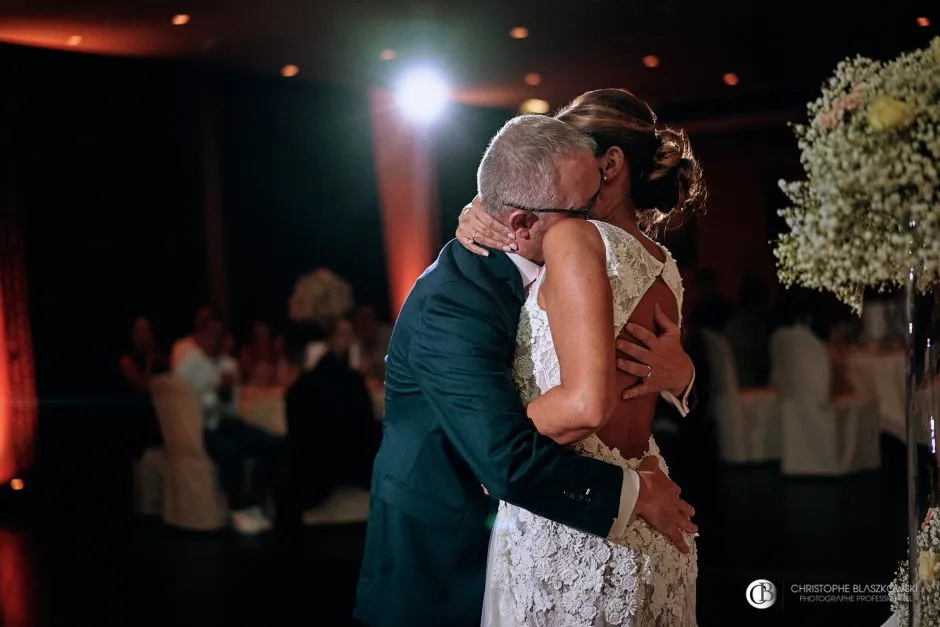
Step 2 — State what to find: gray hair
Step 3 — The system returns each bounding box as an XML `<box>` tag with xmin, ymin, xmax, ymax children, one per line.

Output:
<box><xmin>477</xmin><ymin>115</ymin><xmax>596</xmax><ymax>217</ymax></box>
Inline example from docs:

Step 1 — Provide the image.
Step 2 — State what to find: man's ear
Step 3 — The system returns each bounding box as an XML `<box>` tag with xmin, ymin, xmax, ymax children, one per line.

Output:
<box><xmin>507</xmin><ymin>209</ymin><xmax>537</xmax><ymax>240</ymax></box>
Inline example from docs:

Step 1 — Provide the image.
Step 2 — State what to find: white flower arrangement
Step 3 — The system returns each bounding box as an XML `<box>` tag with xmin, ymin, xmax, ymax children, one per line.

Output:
<box><xmin>776</xmin><ymin>37</ymin><xmax>940</xmax><ymax>313</ymax></box>
<box><xmin>889</xmin><ymin>507</ymin><xmax>940</xmax><ymax>624</ymax></box>
<box><xmin>287</xmin><ymin>268</ymin><xmax>353</xmax><ymax>326</ymax></box>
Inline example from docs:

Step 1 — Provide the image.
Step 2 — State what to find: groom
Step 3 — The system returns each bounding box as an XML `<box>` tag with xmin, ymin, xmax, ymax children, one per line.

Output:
<box><xmin>354</xmin><ymin>115</ymin><xmax>696</xmax><ymax>626</ymax></box>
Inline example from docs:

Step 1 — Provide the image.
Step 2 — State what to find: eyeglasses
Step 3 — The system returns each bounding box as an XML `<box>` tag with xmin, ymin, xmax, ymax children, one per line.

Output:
<box><xmin>503</xmin><ymin>168</ymin><xmax>604</xmax><ymax>217</ymax></box>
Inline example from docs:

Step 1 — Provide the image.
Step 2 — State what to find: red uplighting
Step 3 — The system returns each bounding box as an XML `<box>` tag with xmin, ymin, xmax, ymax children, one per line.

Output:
<box><xmin>66</xmin><ymin>35</ymin><xmax>82</xmax><ymax>46</ymax></box>
<box><xmin>9</xmin><ymin>478</ymin><xmax>22</xmax><ymax>491</ymax></box>
<box><xmin>723</xmin><ymin>72</ymin><xmax>740</xmax><ymax>86</ymax></box>
<box><xmin>281</xmin><ymin>64</ymin><xmax>299</xmax><ymax>78</ymax></box>
<box><xmin>917</xmin><ymin>17</ymin><xmax>930</xmax><ymax>27</ymax></box>
<box><xmin>642</xmin><ymin>55</ymin><xmax>660</xmax><ymax>68</ymax></box>
<box><xmin>171</xmin><ymin>14</ymin><xmax>191</xmax><ymax>26</ymax></box>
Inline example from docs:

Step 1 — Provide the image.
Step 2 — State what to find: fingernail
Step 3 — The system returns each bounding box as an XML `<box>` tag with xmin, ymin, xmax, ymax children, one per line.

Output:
<box><xmin>510</xmin><ymin>243</ymin><xmax>518</xmax><ymax>251</ymax></box>
<box><xmin>502</xmin><ymin>245</ymin><xmax>513</xmax><ymax>252</ymax></box>
<box><xmin>481</xmin><ymin>250</ymin><xmax>490</xmax><ymax>256</ymax></box>
<box><xmin>507</xmin><ymin>233</ymin><xmax>516</xmax><ymax>240</ymax></box>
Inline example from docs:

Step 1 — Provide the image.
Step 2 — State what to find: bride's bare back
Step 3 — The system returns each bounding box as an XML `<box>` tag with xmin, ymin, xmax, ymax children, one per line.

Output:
<box><xmin>600</xmin><ymin>274</ymin><xmax>679</xmax><ymax>459</ymax></box>
<box><xmin>526</xmin><ymin>219</ymin><xmax>685</xmax><ymax>454</ymax></box>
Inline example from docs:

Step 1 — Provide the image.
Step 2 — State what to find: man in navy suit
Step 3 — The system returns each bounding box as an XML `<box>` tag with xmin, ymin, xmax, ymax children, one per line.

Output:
<box><xmin>355</xmin><ymin>115</ymin><xmax>696</xmax><ymax>626</ymax></box>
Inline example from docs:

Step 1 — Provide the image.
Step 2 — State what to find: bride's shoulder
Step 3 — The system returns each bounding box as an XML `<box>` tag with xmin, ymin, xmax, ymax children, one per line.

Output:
<box><xmin>542</xmin><ymin>218</ymin><xmax>606</xmax><ymax>259</ymax></box>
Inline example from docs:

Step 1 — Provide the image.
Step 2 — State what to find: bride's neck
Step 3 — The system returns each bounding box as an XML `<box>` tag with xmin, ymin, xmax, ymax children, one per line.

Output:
<box><xmin>602</xmin><ymin>201</ymin><xmax>644</xmax><ymax>238</ymax></box>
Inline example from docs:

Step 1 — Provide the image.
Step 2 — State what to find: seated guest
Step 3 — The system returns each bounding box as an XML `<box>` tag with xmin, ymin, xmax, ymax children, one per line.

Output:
<box><xmin>284</xmin><ymin>319</ymin><xmax>381</xmax><ymax>514</ymax></box>
<box><xmin>352</xmin><ymin>305</ymin><xmax>392</xmax><ymax>380</ymax></box>
<box><xmin>172</xmin><ymin>308</ymin><xmax>281</xmax><ymax>535</ymax></box>
<box><xmin>724</xmin><ymin>273</ymin><xmax>772</xmax><ymax>388</ymax></box>
<box><xmin>239</xmin><ymin>320</ymin><xmax>278</xmax><ymax>387</ymax></box>
<box><xmin>118</xmin><ymin>315</ymin><xmax>168</xmax><ymax>457</ymax></box>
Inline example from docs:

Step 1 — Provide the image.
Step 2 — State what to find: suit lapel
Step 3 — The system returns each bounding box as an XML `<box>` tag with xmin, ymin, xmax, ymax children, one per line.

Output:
<box><xmin>447</xmin><ymin>241</ymin><xmax>524</xmax><ymax>333</ymax></box>
<box><xmin>481</xmin><ymin>248</ymin><xmax>525</xmax><ymax>304</ymax></box>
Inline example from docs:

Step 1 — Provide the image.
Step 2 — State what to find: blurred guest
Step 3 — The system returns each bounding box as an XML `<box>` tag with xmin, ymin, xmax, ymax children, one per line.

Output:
<box><xmin>284</xmin><ymin>319</ymin><xmax>381</xmax><ymax>515</ymax></box>
<box><xmin>218</xmin><ymin>334</ymin><xmax>240</xmax><ymax>383</ymax></box>
<box><xmin>117</xmin><ymin>316</ymin><xmax>168</xmax><ymax>457</ymax></box>
<box><xmin>690</xmin><ymin>267</ymin><xmax>733</xmax><ymax>331</ymax></box>
<box><xmin>239</xmin><ymin>320</ymin><xmax>277</xmax><ymax>386</ymax></box>
<box><xmin>724</xmin><ymin>273</ymin><xmax>772</xmax><ymax>387</ymax></box>
<box><xmin>172</xmin><ymin>308</ymin><xmax>280</xmax><ymax>535</ymax></box>
<box><xmin>273</xmin><ymin>333</ymin><xmax>298</xmax><ymax>387</ymax></box>
<box><xmin>352</xmin><ymin>305</ymin><xmax>392</xmax><ymax>379</ymax></box>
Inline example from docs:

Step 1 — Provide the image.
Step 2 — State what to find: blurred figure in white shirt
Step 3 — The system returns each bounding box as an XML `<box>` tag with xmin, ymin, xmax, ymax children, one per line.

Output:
<box><xmin>171</xmin><ymin>308</ymin><xmax>281</xmax><ymax>535</ymax></box>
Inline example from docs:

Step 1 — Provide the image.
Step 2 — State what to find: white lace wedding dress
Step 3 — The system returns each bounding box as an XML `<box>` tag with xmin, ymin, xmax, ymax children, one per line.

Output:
<box><xmin>481</xmin><ymin>220</ymin><xmax>698</xmax><ymax>627</ymax></box>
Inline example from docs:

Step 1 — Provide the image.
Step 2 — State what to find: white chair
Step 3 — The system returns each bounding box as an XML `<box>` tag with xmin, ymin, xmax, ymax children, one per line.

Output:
<box><xmin>132</xmin><ymin>446</ymin><xmax>165</xmax><ymax>517</ymax></box>
<box><xmin>151</xmin><ymin>374</ymin><xmax>229</xmax><ymax>530</ymax></box>
<box><xmin>739</xmin><ymin>387</ymin><xmax>781</xmax><ymax>463</ymax></box>
<box><xmin>771</xmin><ymin>326</ymin><xmax>880</xmax><ymax>476</ymax></box>
<box><xmin>699</xmin><ymin>329</ymin><xmax>747</xmax><ymax>463</ymax></box>
<box><xmin>700</xmin><ymin>330</ymin><xmax>781</xmax><ymax>463</ymax></box>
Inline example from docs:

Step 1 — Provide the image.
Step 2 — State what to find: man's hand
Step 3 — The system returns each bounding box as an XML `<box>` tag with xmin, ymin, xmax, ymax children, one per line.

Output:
<box><xmin>616</xmin><ymin>304</ymin><xmax>693</xmax><ymax>401</ymax></box>
<box><xmin>633</xmin><ymin>456</ymin><xmax>697</xmax><ymax>553</ymax></box>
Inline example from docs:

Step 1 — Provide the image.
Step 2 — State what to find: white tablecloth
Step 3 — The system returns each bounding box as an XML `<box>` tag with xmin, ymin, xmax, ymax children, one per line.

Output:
<box><xmin>836</xmin><ymin>347</ymin><xmax>906</xmax><ymax>441</ymax></box>
<box><xmin>236</xmin><ymin>386</ymin><xmax>287</xmax><ymax>437</ymax></box>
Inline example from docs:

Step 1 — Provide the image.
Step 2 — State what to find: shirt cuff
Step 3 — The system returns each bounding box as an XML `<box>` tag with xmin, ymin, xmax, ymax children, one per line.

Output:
<box><xmin>607</xmin><ymin>468</ymin><xmax>640</xmax><ymax>540</ymax></box>
<box><xmin>660</xmin><ymin>367</ymin><xmax>695</xmax><ymax>418</ymax></box>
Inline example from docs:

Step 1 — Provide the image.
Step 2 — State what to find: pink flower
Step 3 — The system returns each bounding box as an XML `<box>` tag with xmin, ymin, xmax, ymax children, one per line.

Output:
<box><xmin>816</xmin><ymin>84</ymin><xmax>868</xmax><ymax>130</ymax></box>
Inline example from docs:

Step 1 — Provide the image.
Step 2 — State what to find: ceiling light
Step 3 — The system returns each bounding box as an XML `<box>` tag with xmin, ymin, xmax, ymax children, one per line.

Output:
<box><xmin>723</xmin><ymin>72</ymin><xmax>739</xmax><ymax>86</ymax></box>
<box><xmin>395</xmin><ymin>66</ymin><xmax>449</xmax><ymax>125</ymax></box>
<box><xmin>509</xmin><ymin>27</ymin><xmax>529</xmax><ymax>39</ymax></box>
<box><xmin>380</xmin><ymin>49</ymin><xmax>396</xmax><ymax>61</ymax></box>
<box><xmin>917</xmin><ymin>17</ymin><xmax>930</xmax><ymax>27</ymax></box>
<box><xmin>520</xmin><ymin>99</ymin><xmax>550</xmax><ymax>115</ymax></box>
<box><xmin>642</xmin><ymin>55</ymin><xmax>660</xmax><ymax>68</ymax></box>
<box><xmin>66</xmin><ymin>35</ymin><xmax>82</xmax><ymax>46</ymax></box>
<box><xmin>172</xmin><ymin>14</ymin><xmax>191</xmax><ymax>26</ymax></box>
<box><xmin>524</xmin><ymin>73</ymin><xmax>542</xmax><ymax>86</ymax></box>
<box><xmin>281</xmin><ymin>64</ymin><xmax>299</xmax><ymax>78</ymax></box>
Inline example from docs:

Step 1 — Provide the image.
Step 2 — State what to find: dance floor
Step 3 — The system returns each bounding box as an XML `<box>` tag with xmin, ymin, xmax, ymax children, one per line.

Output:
<box><xmin>0</xmin><ymin>436</ymin><xmax>907</xmax><ymax>627</ymax></box>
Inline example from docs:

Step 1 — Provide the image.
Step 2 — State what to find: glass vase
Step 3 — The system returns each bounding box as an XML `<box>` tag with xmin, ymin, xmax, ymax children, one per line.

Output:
<box><xmin>905</xmin><ymin>273</ymin><xmax>940</xmax><ymax>627</ymax></box>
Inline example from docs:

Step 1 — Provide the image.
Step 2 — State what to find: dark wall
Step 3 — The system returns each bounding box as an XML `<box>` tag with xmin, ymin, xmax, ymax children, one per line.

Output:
<box><xmin>218</xmin><ymin>73</ymin><xmax>388</xmax><ymax>339</ymax></box>
<box><xmin>1</xmin><ymin>43</ymin><xmax>385</xmax><ymax>510</ymax></box>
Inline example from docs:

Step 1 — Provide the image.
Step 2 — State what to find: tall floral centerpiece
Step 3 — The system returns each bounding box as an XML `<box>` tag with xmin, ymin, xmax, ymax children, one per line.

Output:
<box><xmin>287</xmin><ymin>268</ymin><xmax>353</xmax><ymax>367</ymax></box>
<box><xmin>777</xmin><ymin>37</ymin><xmax>940</xmax><ymax>626</ymax></box>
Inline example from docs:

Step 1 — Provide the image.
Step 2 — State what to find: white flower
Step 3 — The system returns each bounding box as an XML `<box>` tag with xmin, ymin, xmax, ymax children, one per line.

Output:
<box><xmin>287</xmin><ymin>268</ymin><xmax>353</xmax><ymax>325</ymax></box>
<box><xmin>777</xmin><ymin>38</ymin><xmax>940</xmax><ymax>313</ymax></box>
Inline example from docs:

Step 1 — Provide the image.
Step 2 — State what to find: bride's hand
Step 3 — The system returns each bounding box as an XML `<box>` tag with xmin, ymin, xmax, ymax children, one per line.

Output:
<box><xmin>455</xmin><ymin>197</ymin><xmax>517</xmax><ymax>257</ymax></box>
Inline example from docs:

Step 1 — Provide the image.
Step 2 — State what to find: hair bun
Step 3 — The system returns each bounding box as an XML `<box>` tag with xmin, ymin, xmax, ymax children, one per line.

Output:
<box><xmin>633</xmin><ymin>128</ymin><xmax>705</xmax><ymax>217</ymax></box>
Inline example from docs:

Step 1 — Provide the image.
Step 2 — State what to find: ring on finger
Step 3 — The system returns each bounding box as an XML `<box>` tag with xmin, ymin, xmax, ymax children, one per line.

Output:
<box><xmin>644</xmin><ymin>364</ymin><xmax>653</xmax><ymax>380</ymax></box>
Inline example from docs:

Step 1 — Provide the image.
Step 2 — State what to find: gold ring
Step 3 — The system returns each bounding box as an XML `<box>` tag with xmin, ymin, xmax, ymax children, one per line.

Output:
<box><xmin>645</xmin><ymin>364</ymin><xmax>653</xmax><ymax>379</ymax></box>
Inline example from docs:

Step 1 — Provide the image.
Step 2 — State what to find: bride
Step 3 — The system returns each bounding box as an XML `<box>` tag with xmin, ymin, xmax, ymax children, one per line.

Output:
<box><xmin>457</xmin><ymin>88</ymin><xmax>705</xmax><ymax>626</ymax></box>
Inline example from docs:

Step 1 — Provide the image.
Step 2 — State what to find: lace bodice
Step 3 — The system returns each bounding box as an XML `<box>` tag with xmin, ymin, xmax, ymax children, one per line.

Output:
<box><xmin>513</xmin><ymin>220</ymin><xmax>684</xmax><ymax>408</ymax></box>
<box><xmin>484</xmin><ymin>221</ymin><xmax>696</xmax><ymax>627</ymax></box>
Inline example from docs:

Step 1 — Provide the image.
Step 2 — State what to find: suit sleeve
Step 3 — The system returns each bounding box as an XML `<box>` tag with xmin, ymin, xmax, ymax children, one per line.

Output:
<box><xmin>408</xmin><ymin>280</ymin><xmax>624</xmax><ymax>538</ymax></box>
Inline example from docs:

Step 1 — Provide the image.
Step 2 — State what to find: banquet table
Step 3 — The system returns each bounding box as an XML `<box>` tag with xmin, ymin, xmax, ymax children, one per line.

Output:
<box><xmin>236</xmin><ymin>385</ymin><xmax>287</xmax><ymax>437</ymax></box>
<box><xmin>832</xmin><ymin>345</ymin><xmax>905</xmax><ymax>441</ymax></box>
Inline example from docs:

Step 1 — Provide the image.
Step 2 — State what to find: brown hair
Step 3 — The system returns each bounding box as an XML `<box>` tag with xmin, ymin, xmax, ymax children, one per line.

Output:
<box><xmin>555</xmin><ymin>88</ymin><xmax>705</xmax><ymax>233</ymax></box>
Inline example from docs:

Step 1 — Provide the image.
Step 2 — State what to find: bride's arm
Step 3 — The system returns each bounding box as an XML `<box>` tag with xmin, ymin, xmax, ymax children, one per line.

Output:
<box><xmin>527</xmin><ymin>219</ymin><xmax>616</xmax><ymax>445</ymax></box>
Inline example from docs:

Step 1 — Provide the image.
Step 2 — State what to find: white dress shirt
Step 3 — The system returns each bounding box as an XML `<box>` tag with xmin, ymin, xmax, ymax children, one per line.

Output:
<box><xmin>506</xmin><ymin>252</ymin><xmax>694</xmax><ymax>536</ymax></box>
<box><xmin>171</xmin><ymin>337</ymin><xmax>223</xmax><ymax>429</ymax></box>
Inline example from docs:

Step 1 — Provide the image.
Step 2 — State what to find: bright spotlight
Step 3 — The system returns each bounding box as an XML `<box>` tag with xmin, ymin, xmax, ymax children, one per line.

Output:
<box><xmin>395</xmin><ymin>66</ymin><xmax>449</xmax><ymax>125</ymax></box>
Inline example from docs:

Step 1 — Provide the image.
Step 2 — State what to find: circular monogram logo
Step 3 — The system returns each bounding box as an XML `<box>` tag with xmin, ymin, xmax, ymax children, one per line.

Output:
<box><xmin>746</xmin><ymin>579</ymin><xmax>777</xmax><ymax>609</ymax></box>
